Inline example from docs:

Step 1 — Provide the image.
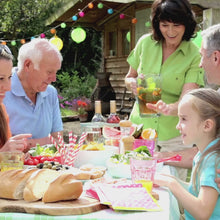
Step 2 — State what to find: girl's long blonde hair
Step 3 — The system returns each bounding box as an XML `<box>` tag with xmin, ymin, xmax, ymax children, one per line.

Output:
<box><xmin>185</xmin><ymin>88</ymin><xmax>220</xmax><ymax>192</ymax></box>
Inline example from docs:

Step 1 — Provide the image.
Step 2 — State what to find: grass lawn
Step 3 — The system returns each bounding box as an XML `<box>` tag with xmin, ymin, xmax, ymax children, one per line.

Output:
<box><xmin>60</xmin><ymin>108</ymin><xmax>78</xmax><ymax>117</ymax></box>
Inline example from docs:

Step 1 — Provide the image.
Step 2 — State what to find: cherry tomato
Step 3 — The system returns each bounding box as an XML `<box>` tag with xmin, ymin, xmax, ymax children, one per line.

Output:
<box><xmin>33</xmin><ymin>158</ymin><xmax>39</xmax><ymax>165</ymax></box>
<box><xmin>53</xmin><ymin>157</ymin><xmax>61</xmax><ymax>163</ymax></box>
<box><xmin>34</xmin><ymin>155</ymin><xmax>42</xmax><ymax>160</ymax></box>
<box><xmin>26</xmin><ymin>159</ymin><xmax>34</xmax><ymax>166</ymax></box>
<box><xmin>46</xmin><ymin>157</ymin><xmax>53</xmax><ymax>161</ymax></box>
<box><xmin>39</xmin><ymin>157</ymin><xmax>47</xmax><ymax>163</ymax></box>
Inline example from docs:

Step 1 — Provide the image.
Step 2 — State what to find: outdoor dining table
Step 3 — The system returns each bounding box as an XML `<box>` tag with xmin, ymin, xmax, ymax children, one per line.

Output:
<box><xmin>0</xmin><ymin>165</ymin><xmax>180</xmax><ymax>220</ymax></box>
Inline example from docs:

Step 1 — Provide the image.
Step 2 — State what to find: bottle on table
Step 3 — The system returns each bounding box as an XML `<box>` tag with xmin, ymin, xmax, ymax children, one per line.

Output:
<box><xmin>91</xmin><ymin>100</ymin><xmax>106</xmax><ymax>122</ymax></box>
<box><xmin>91</xmin><ymin>100</ymin><xmax>106</xmax><ymax>142</ymax></box>
<box><xmin>107</xmin><ymin>100</ymin><xmax>120</xmax><ymax>124</ymax></box>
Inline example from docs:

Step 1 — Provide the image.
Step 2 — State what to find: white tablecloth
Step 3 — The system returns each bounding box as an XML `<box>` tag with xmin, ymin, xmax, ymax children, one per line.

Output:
<box><xmin>0</xmin><ymin>165</ymin><xmax>180</xmax><ymax>220</ymax></box>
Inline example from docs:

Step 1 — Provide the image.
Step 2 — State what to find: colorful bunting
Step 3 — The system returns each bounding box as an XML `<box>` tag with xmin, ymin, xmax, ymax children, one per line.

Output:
<box><xmin>0</xmin><ymin>0</ymin><xmax>138</xmax><ymax>47</ymax></box>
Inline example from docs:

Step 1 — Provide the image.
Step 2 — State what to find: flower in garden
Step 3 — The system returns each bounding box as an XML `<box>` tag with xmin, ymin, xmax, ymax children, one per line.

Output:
<box><xmin>58</xmin><ymin>95</ymin><xmax>91</xmax><ymax>116</ymax></box>
<box><xmin>77</xmin><ymin>100</ymin><xmax>88</xmax><ymax>115</ymax></box>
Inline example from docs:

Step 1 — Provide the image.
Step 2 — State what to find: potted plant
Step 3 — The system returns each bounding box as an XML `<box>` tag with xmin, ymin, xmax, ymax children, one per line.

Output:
<box><xmin>76</xmin><ymin>99</ymin><xmax>89</xmax><ymax>122</ymax></box>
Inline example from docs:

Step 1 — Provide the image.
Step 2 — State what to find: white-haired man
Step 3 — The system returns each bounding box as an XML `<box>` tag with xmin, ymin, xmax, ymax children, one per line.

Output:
<box><xmin>4</xmin><ymin>38</ymin><xmax>63</xmax><ymax>149</ymax></box>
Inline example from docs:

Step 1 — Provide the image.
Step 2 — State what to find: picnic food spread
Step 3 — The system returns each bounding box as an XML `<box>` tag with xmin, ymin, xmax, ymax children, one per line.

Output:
<box><xmin>0</xmin><ymin>120</ymin><xmax>177</xmax><ymax>216</ymax></box>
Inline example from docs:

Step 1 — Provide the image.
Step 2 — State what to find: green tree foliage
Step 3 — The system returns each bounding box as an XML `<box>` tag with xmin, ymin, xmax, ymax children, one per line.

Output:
<box><xmin>0</xmin><ymin>0</ymin><xmax>61</xmax><ymax>39</ymax></box>
<box><xmin>0</xmin><ymin>0</ymin><xmax>62</xmax><ymax>59</ymax></box>
<box><xmin>0</xmin><ymin>0</ymin><xmax>102</xmax><ymax>99</ymax></box>
<box><xmin>55</xmin><ymin>26</ymin><xmax>102</xmax><ymax>78</ymax></box>
<box><xmin>52</xmin><ymin>26</ymin><xmax>101</xmax><ymax>99</ymax></box>
<box><xmin>56</xmin><ymin>71</ymin><xmax>97</xmax><ymax>100</ymax></box>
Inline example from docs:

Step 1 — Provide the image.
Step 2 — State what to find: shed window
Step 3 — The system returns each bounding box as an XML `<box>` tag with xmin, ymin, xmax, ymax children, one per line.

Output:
<box><xmin>109</xmin><ymin>31</ymin><xmax>117</xmax><ymax>56</ymax></box>
<box><xmin>122</xmin><ymin>30</ymin><xmax>130</xmax><ymax>55</ymax></box>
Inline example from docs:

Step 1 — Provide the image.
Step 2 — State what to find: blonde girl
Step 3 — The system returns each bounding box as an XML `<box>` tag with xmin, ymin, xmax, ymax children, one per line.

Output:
<box><xmin>154</xmin><ymin>88</ymin><xmax>220</xmax><ymax>219</ymax></box>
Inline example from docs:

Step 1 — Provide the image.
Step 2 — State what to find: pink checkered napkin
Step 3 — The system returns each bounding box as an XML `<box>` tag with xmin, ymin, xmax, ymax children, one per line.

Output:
<box><xmin>96</xmin><ymin>183</ymin><xmax>161</xmax><ymax>211</ymax></box>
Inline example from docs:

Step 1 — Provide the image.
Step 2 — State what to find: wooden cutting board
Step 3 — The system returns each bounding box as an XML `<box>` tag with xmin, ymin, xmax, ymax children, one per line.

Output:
<box><xmin>0</xmin><ymin>196</ymin><xmax>107</xmax><ymax>216</ymax></box>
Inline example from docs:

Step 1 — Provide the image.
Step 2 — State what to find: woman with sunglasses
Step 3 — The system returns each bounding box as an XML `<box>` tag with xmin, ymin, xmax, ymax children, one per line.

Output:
<box><xmin>0</xmin><ymin>45</ymin><xmax>32</xmax><ymax>152</ymax></box>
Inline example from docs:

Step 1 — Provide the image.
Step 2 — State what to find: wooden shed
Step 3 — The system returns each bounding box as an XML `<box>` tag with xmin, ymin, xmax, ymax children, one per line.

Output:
<box><xmin>47</xmin><ymin>0</ymin><xmax>220</xmax><ymax>113</ymax></box>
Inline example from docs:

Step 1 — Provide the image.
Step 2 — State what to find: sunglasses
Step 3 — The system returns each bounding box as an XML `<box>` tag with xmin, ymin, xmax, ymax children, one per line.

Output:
<box><xmin>0</xmin><ymin>44</ymin><xmax>13</xmax><ymax>57</ymax></box>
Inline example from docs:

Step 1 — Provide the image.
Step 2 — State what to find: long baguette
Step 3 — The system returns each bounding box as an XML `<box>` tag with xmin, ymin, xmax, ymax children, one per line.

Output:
<box><xmin>0</xmin><ymin>168</ymin><xmax>83</xmax><ymax>203</ymax></box>
<box><xmin>0</xmin><ymin>169</ymin><xmax>38</xmax><ymax>199</ymax></box>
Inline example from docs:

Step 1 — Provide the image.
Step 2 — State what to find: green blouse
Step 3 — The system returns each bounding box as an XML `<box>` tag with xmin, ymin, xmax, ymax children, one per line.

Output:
<box><xmin>127</xmin><ymin>34</ymin><xmax>204</xmax><ymax>141</ymax></box>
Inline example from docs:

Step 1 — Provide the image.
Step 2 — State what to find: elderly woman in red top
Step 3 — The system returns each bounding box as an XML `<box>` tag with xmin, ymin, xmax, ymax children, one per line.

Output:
<box><xmin>0</xmin><ymin>44</ymin><xmax>31</xmax><ymax>152</ymax></box>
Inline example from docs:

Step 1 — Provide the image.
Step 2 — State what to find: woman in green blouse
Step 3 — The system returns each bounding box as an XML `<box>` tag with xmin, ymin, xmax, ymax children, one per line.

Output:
<box><xmin>125</xmin><ymin>0</ymin><xmax>204</xmax><ymax>180</ymax></box>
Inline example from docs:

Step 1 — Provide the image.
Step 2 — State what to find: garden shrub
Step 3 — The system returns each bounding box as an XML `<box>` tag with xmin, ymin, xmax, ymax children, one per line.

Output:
<box><xmin>54</xmin><ymin>71</ymin><xmax>96</xmax><ymax>101</ymax></box>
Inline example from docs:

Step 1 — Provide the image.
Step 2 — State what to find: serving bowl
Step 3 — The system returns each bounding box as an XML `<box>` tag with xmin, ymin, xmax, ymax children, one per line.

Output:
<box><xmin>106</xmin><ymin>160</ymin><xmax>131</xmax><ymax>179</ymax></box>
<box><xmin>74</xmin><ymin>146</ymin><xmax>119</xmax><ymax>168</ymax></box>
<box><xmin>106</xmin><ymin>159</ymin><xmax>163</xmax><ymax>179</ymax></box>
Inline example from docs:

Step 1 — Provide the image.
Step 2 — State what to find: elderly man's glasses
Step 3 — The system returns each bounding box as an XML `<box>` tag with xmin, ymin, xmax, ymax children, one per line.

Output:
<box><xmin>0</xmin><ymin>44</ymin><xmax>12</xmax><ymax>56</ymax></box>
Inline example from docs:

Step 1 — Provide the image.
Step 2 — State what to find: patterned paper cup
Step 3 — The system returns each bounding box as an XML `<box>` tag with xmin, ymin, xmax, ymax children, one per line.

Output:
<box><xmin>130</xmin><ymin>157</ymin><xmax>157</xmax><ymax>193</ymax></box>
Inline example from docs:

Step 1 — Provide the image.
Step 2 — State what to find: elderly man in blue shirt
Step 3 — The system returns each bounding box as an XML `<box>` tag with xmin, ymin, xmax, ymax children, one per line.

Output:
<box><xmin>4</xmin><ymin>38</ymin><xmax>63</xmax><ymax>149</ymax></box>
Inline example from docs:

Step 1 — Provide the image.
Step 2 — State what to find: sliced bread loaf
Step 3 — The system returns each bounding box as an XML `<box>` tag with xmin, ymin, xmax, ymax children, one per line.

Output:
<box><xmin>23</xmin><ymin>169</ymin><xmax>60</xmax><ymax>202</ymax></box>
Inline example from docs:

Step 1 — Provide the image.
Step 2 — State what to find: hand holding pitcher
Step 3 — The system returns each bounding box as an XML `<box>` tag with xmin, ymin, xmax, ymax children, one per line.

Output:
<box><xmin>147</xmin><ymin>100</ymin><xmax>178</xmax><ymax>116</ymax></box>
<box><xmin>146</xmin><ymin>100</ymin><xmax>169</xmax><ymax>115</ymax></box>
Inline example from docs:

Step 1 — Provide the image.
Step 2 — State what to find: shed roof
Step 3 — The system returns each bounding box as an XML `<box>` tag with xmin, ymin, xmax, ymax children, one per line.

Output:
<box><xmin>47</xmin><ymin>0</ymin><xmax>218</xmax><ymax>28</ymax></box>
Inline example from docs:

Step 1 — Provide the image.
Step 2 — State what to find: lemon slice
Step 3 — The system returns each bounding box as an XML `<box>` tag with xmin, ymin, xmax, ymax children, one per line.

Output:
<box><xmin>141</xmin><ymin>128</ymin><xmax>157</xmax><ymax>139</ymax></box>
